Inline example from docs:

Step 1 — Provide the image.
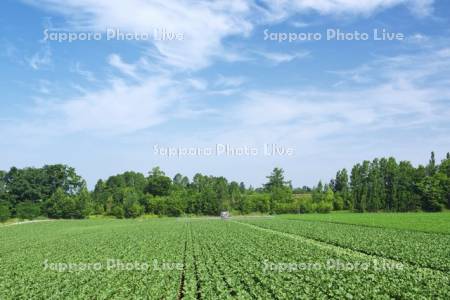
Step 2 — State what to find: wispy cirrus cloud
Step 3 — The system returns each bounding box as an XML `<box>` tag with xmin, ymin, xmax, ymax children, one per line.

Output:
<box><xmin>259</xmin><ymin>0</ymin><xmax>434</xmax><ymax>20</ymax></box>
<box><xmin>22</xmin><ymin>0</ymin><xmax>254</xmax><ymax>70</ymax></box>
<box><xmin>257</xmin><ymin>50</ymin><xmax>310</xmax><ymax>64</ymax></box>
<box><xmin>22</xmin><ymin>0</ymin><xmax>435</xmax><ymax>71</ymax></box>
<box><xmin>230</xmin><ymin>46</ymin><xmax>450</xmax><ymax>141</ymax></box>
<box><xmin>108</xmin><ymin>54</ymin><xmax>139</xmax><ymax>79</ymax></box>
<box><xmin>28</xmin><ymin>44</ymin><xmax>52</xmax><ymax>70</ymax></box>
<box><xmin>70</xmin><ymin>62</ymin><xmax>96</xmax><ymax>82</ymax></box>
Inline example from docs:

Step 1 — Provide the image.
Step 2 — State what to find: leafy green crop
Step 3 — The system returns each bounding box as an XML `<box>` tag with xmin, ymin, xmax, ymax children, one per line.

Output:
<box><xmin>280</xmin><ymin>211</ymin><xmax>450</xmax><ymax>234</ymax></box>
<box><xmin>241</xmin><ymin>218</ymin><xmax>450</xmax><ymax>272</ymax></box>
<box><xmin>0</xmin><ymin>218</ymin><xmax>449</xmax><ymax>299</ymax></box>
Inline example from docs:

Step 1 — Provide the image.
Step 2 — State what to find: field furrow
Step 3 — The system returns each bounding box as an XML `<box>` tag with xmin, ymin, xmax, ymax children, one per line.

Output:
<box><xmin>240</xmin><ymin>218</ymin><xmax>450</xmax><ymax>272</ymax></box>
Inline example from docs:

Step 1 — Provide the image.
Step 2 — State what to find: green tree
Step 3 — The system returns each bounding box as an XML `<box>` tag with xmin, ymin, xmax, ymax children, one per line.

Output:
<box><xmin>438</xmin><ymin>157</ymin><xmax>450</xmax><ymax>208</ymax></box>
<box><xmin>264</xmin><ymin>167</ymin><xmax>291</xmax><ymax>191</ymax></box>
<box><xmin>312</xmin><ymin>181</ymin><xmax>324</xmax><ymax>203</ymax></box>
<box><xmin>264</xmin><ymin>168</ymin><xmax>293</xmax><ymax>213</ymax></box>
<box><xmin>16</xmin><ymin>201</ymin><xmax>41</xmax><ymax>220</ymax></box>
<box><xmin>44</xmin><ymin>188</ymin><xmax>72</xmax><ymax>218</ymax></box>
<box><xmin>146</xmin><ymin>167</ymin><xmax>172</xmax><ymax>196</ymax></box>
<box><xmin>112</xmin><ymin>205</ymin><xmax>125</xmax><ymax>219</ymax></box>
<box><xmin>333</xmin><ymin>169</ymin><xmax>350</xmax><ymax>209</ymax></box>
<box><xmin>229</xmin><ymin>181</ymin><xmax>242</xmax><ymax>211</ymax></box>
<box><xmin>426</xmin><ymin>151</ymin><xmax>437</xmax><ymax>176</ymax></box>
<box><xmin>0</xmin><ymin>203</ymin><xmax>10</xmax><ymax>222</ymax></box>
<box><xmin>124</xmin><ymin>201</ymin><xmax>144</xmax><ymax>218</ymax></box>
<box><xmin>0</xmin><ymin>171</ymin><xmax>7</xmax><ymax>204</ymax></box>
<box><xmin>418</xmin><ymin>175</ymin><xmax>444</xmax><ymax>212</ymax></box>
<box><xmin>73</xmin><ymin>188</ymin><xmax>92</xmax><ymax>218</ymax></box>
<box><xmin>397</xmin><ymin>161</ymin><xmax>419</xmax><ymax>211</ymax></box>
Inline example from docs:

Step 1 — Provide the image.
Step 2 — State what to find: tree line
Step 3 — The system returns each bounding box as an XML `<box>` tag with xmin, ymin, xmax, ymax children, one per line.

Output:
<box><xmin>331</xmin><ymin>152</ymin><xmax>450</xmax><ymax>212</ymax></box>
<box><xmin>0</xmin><ymin>152</ymin><xmax>449</xmax><ymax>221</ymax></box>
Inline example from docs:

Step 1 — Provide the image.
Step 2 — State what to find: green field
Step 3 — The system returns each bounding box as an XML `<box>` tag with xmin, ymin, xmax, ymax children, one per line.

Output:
<box><xmin>280</xmin><ymin>211</ymin><xmax>450</xmax><ymax>234</ymax></box>
<box><xmin>1</xmin><ymin>214</ymin><xmax>449</xmax><ymax>299</ymax></box>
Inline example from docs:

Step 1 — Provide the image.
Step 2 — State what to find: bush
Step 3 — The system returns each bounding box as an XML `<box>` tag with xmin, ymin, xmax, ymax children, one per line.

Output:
<box><xmin>124</xmin><ymin>203</ymin><xmax>144</xmax><ymax>218</ymax></box>
<box><xmin>274</xmin><ymin>202</ymin><xmax>299</xmax><ymax>214</ymax></box>
<box><xmin>419</xmin><ymin>176</ymin><xmax>444</xmax><ymax>212</ymax></box>
<box><xmin>112</xmin><ymin>206</ymin><xmax>125</xmax><ymax>219</ymax></box>
<box><xmin>316</xmin><ymin>201</ymin><xmax>333</xmax><ymax>213</ymax></box>
<box><xmin>333</xmin><ymin>195</ymin><xmax>344</xmax><ymax>210</ymax></box>
<box><xmin>241</xmin><ymin>193</ymin><xmax>270</xmax><ymax>214</ymax></box>
<box><xmin>16</xmin><ymin>201</ymin><xmax>41</xmax><ymax>220</ymax></box>
<box><xmin>44</xmin><ymin>188</ymin><xmax>73</xmax><ymax>218</ymax></box>
<box><xmin>298</xmin><ymin>200</ymin><xmax>314</xmax><ymax>213</ymax></box>
<box><xmin>0</xmin><ymin>203</ymin><xmax>10</xmax><ymax>222</ymax></box>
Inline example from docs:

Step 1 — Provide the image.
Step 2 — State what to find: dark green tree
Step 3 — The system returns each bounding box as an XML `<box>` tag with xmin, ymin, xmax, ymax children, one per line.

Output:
<box><xmin>146</xmin><ymin>167</ymin><xmax>172</xmax><ymax>196</ymax></box>
<box><xmin>0</xmin><ymin>203</ymin><xmax>10</xmax><ymax>222</ymax></box>
<box><xmin>418</xmin><ymin>175</ymin><xmax>444</xmax><ymax>212</ymax></box>
<box><xmin>16</xmin><ymin>201</ymin><xmax>41</xmax><ymax>220</ymax></box>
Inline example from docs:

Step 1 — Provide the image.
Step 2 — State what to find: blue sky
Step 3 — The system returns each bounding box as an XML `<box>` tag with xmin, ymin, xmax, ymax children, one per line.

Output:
<box><xmin>1</xmin><ymin>0</ymin><xmax>450</xmax><ymax>188</ymax></box>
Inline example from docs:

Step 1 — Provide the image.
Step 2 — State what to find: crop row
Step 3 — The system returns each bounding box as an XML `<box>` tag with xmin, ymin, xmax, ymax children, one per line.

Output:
<box><xmin>239</xmin><ymin>218</ymin><xmax>450</xmax><ymax>272</ymax></box>
<box><xmin>0</xmin><ymin>220</ymin><xmax>186</xmax><ymax>299</ymax></box>
<box><xmin>186</xmin><ymin>220</ymin><xmax>450</xmax><ymax>299</ymax></box>
<box><xmin>1</xmin><ymin>219</ymin><xmax>449</xmax><ymax>299</ymax></box>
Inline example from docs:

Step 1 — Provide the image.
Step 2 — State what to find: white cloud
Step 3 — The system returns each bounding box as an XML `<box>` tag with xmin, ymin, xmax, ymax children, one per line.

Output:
<box><xmin>214</xmin><ymin>75</ymin><xmax>246</xmax><ymax>88</ymax></box>
<box><xmin>226</xmin><ymin>46</ymin><xmax>450</xmax><ymax>145</ymax></box>
<box><xmin>28</xmin><ymin>44</ymin><xmax>52</xmax><ymax>70</ymax></box>
<box><xmin>260</xmin><ymin>0</ymin><xmax>434</xmax><ymax>19</ymax></box>
<box><xmin>71</xmin><ymin>62</ymin><xmax>96</xmax><ymax>82</ymax></box>
<box><xmin>23</xmin><ymin>0</ymin><xmax>254</xmax><ymax>70</ymax></box>
<box><xmin>407</xmin><ymin>0</ymin><xmax>434</xmax><ymax>17</ymax></box>
<box><xmin>108</xmin><ymin>54</ymin><xmax>139</xmax><ymax>79</ymax></box>
<box><xmin>257</xmin><ymin>50</ymin><xmax>310</xmax><ymax>64</ymax></box>
<box><xmin>58</xmin><ymin>77</ymin><xmax>182</xmax><ymax>134</ymax></box>
<box><xmin>186</xmin><ymin>78</ymin><xmax>208</xmax><ymax>91</ymax></box>
<box><xmin>22</xmin><ymin>0</ymin><xmax>434</xmax><ymax>71</ymax></box>
<box><xmin>24</xmin><ymin>75</ymin><xmax>197</xmax><ymax>136</ymax></box>
<box><xmin>291</xmin><ymin>21</ymin><xmax>310</xmax><ymax>28</ymax></box>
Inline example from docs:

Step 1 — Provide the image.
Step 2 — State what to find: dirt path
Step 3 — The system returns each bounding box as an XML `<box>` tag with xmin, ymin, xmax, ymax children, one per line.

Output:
<box><xmin>0</xmin><ymin>219</ymin><xmax>53</xmax><ymax>228</ymax></box>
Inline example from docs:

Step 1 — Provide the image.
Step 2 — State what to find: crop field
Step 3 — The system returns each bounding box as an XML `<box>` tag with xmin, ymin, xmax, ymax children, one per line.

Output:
<box><xmin>280</xmin><ymin>211</ymin><xmax>450</xmax><ymax>234</ymax></box>
<box><xmin>1</xmin><ymin>215</ymin><xmax>449</xmax><ymax>299</ymax></box>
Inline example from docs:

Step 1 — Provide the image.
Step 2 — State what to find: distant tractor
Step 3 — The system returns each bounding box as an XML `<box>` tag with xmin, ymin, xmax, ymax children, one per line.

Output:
<box><xmin>220</xmin><ymin>211</ymin><xmax>230</xmax><ymax>220</ymax></box>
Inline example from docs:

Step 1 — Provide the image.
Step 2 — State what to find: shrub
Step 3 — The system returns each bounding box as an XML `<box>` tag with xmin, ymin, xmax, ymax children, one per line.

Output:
<box><xmin>298</xmin><ymin>200</ymin><xmax>314</xmax><ymax>213</ymax></box>
<box><xmin>124</xmin><ymin>203</ymin><xmax>144</xmax><ymax>218</ymax></box>
<box><xmin>0</xmin><ymin>203</ymin><xmax>10</xmax><ymax>222</ymax></box>
<box><xmin>316</xmin><ymin>201</ymin><xmax>333</xmax><ymax>213</ymax></box>
<box><xmin>112</xmin><ymin>206</ymin><xmax>125</xmax><ymax>219</ymax></box>
<box><xmin>16</xmin><ymin>201</ymin><xmax>41</xmax><ymax>220</ymax></box>
<box><xmin>274</xmin><ymin>202</ymin><xmax>299</xmax><ymax>214</ymax></box>
<box><xmin>333</xmin><ymin>195</ymin><xmax>344</xmax><ymax>210</ymax></box>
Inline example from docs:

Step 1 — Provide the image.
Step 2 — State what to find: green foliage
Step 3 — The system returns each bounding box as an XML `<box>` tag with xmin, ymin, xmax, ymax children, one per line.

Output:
<box><xmin>345</xmin><ymin>152</ymin><xmax>450</xmax><ymax>213</ymax></box>
<box><xmin>111</xmin><ymin>205</ymin><xmax>124</xmax><ymax>219</ymax></box>
<box><xmin>273</xmin><ymin>202</ymin><xmax>298</xmax><ymax>214</ymax></box>
<box><xmin>0</xmin><ymin>203</ymin><xmax>10</xmax><ymax>222</ymax></box>
<box><xmin>0</xmin><ymin>217</ymin><xmax>449</xmax><ymax>298</ymax></box>
<box><xmin>280</xmin><ymin>211</ymin><xmax>450</xmax><ymax>234</ymax></box>
<box><xmin>44</xmin><ymin>188</ymin><xmax>91</xmax><ymax>219</ymax></box>
<box><xmin>332</xmin><ymin>168</ymin><xmax>350</xmax><ymax>209</ymax></box>
<box><xmin>4</xmin><ymin>165</ymin><xmax>85</xmax><ymax>207</ymax></box>
<box><xmin>16</xmin><ymin>201</ymin><xmax>41</xmax><ymax>220</ymax></box>
<box><xmin>418</xmin><ymin>175</ymin><xmax>444</xmax><ymax>212</ymax></box>
<box><xmin>295</xmin><ymin>194</ymin><xmax>314</xmax><ymax>213</ymax></box>
<box><xmin>124</xmin><ymin>202</ymin><xmax>144</xmax><ymax>218</ymax></box>
<box><xmin>245</xmin><ymin>217</ymin><xmax>450</xmax><ymax>272</ymax></box>
<box><xmin>146</xmin><ymin>167</ymin><xmax>172</xmax><ymax>196</ymax></box>
<box><xmin>265</xmin><ymin>167</ymin><xmax>293</xmax><ymax>212</ymax></box>
<box><xmin>333</xmin><ymin>194</ymin><xmax>344</xmax><ymax>210</ymax></box>
<box><xmin>315</xmin><ymin>201</ymin><xmax>332</xmax><ymax>213</ymax></box>
<box><xmin>3</xmin><ymin>152</ymin><xmax>449</xmax><ymax>219</ymax></box>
